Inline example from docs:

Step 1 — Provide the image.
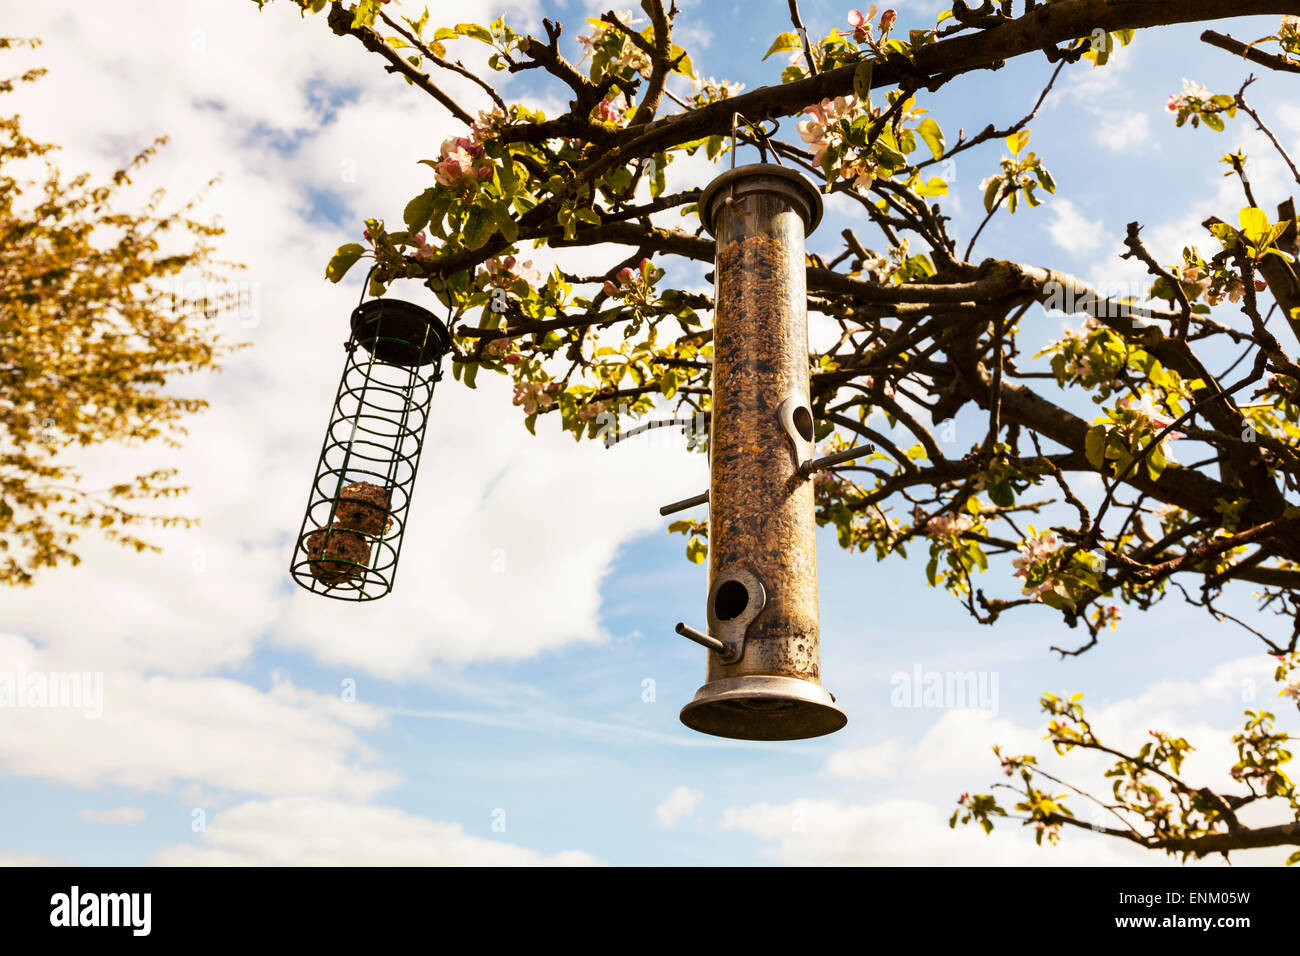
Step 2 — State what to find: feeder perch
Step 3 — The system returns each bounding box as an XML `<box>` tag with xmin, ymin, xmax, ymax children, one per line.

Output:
<box><xmin>676</xmin><ymin>163</ymin><xmax>847</xmax><ymax>741</ymax></box>
<box><xmin>290</xmin><ymin>294</ymin><xmax>450</xmax><ymax>601</ymax></box>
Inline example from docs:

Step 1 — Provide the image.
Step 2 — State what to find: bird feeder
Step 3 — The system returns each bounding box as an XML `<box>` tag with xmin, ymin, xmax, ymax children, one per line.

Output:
<box><xmin>668</xmin><ymin>162</ymin><xmax>856</xmax><ymax>741</ymax></box>
<box><xmin>290</xmin><ymin>293</ymin><xmax>450</xmax><ymax>601</ymax></box>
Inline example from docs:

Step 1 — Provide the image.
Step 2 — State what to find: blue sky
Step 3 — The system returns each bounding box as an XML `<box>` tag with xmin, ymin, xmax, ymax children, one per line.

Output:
<box><xmin>1</xmin><ymin>1</ymin><xmax>1297</xmax><ymax>866</ymax></box>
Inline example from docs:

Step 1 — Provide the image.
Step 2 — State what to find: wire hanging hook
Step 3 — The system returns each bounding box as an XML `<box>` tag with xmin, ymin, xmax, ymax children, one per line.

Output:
<box><xmin>729</xmin><ymin>112</ymin><xmax>785</xmax><ymax>170</ymax></box>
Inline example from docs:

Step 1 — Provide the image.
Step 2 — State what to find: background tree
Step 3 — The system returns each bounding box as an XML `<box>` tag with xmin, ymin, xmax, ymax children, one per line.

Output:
<box><xmin>0</xmin><ymin>38</ymin><xmax>240</xmax><ymax>585</ymax></box>
<box><xmin>256</xmin><ymin>0</ymin><xmax>1300</xmax><ymax>861</ymax></box>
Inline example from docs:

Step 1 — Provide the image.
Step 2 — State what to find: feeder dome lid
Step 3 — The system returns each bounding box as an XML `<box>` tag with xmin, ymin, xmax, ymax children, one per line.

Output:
<box><xmin>350</xmin><ymin>298</ymin><xmax>450</xmax><ymax>367</ymax></box>
<box><xmin>699</xmin><ymin>163</ymin><xmax>824</xmax><ymax>237</ymax></box>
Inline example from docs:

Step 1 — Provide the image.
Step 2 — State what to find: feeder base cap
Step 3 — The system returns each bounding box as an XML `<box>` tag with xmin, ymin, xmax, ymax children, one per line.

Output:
<box><xmin>680</xmin><ymin>675</ymin><xmax>846</xmax><ymax>741</ymax></box>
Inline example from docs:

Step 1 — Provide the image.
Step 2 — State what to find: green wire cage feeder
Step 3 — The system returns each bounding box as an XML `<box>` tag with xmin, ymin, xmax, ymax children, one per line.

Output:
<box><xmin>290</xmin><ymin>288</ymin><xmax>450</xmax><ymax>601</ymax></box>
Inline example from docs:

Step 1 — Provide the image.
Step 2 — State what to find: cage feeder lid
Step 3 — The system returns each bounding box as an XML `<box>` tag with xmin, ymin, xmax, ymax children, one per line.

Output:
<box><xmin>349</xmin><ymin>298</ymin><xmax>450</xmax><ymax>367</ymax></box>
<box><xmin>699</xmin><ymin>162</ymin><xmax>824</xmax><ymax>237</ymax></box>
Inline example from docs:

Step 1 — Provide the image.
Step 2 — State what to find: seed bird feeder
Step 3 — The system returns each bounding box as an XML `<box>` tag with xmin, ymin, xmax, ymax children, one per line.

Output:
<box><xmin>665</xmin><ymin>163</ymin><xmax>870</xmax><ymax>741</ymax></box>
<box><xmin>290</xmin><ymin>292</ymin><xmax>450</xmax><ymax>600</ymax></box>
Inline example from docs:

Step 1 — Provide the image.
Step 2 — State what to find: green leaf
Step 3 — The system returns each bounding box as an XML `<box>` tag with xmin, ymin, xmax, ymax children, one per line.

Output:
<box><xmin>763</xmin><ymin>31</ymin><xmax>802</xmax><ymax>60</ymax></box>
<box><xmin>686</xmin><ymin>535</ymin><xmax>708</xmax><ymax>563</ymax></box>
<box><xmin>1006</xmin><ymin>129</ymin><xmax>1031</xmax><ymax>155</ymax></box>
<box><xmin>853</xmin><ymin>61</ymin><xmax>874</xmax><ymax>102</ymax></box>
<box><xmin>351</xmin><ymin>0</ymin><xmax>380</xmax><ymax>29</ymax></box>
<box><xmin>462</xmin><ymin>204</ymin><xmax>494</xmax><ymax>247</ymax></box>
<box><xmin>455</xmin><ymin>22</ymin><xmax>494</xmax><ymax>44</ymax></box>
<box><xmin>325</xmin><ymin>243</ymin><xmax>365</xmax><ymax>283</ymax></box>
<box><xmin>649</xmin><ymin>156</ymin><xmax>667</xmax><ymax>199</ymax></box>
<box><xmin>1085</xmin><ymin>425</ymin><xmax>1108</xmax><ymax>468</ymax></box>
<box><xmin>912</xmin><ymin>176</ymin><xmax>948</xmax><ymax>197</ymax></box>
<box><xmin>1240</xmin><ymin>206</ymin><xmax>1270</xmax><ymax>243</ymax></box>
<box><xmin>873</xmin><ymin>138</ymin><xmax>907</xmax><ymax>170</ymax></box>
<box><xmin>403</xmin><ymin>188</ymin><xmax>436</xmax><ymax>233</ymax></box>
<box><xmin>1145</xmin><ymin>441</ymin><xmax>1167</xmax><ymax>481</ymax></box>
<box><xmin>983</xmin><ymin>176</ymin><xmax>1002</xmax><ymax>213</ymax></box>
<box><xmin>917</xmin><ymin>117</ymin><xmax>945</xmax><ymax>161</ymax></box>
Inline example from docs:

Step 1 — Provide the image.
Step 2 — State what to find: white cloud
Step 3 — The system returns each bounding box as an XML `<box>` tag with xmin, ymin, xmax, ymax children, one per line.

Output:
<box><xmin>655</xmin><ymin>786</ymin><xmax>703</xmax><ymax>827</ymax></box>
<box><xmin>821</xmin><ymin>740</ymin><xmax>903</xmax><ymax>780</ymax></box>
<box><xmin>1093</xmin><ymin>110</ymin><xmax>1151</xmax><ymax>152</ymax></box>
<box><xmin>0</xmin><ymin>850</ymin><xmax>63</xmax><ymax>867</ymax></box>
<box><xmin>1046</xmin><ymin>198</ymin><xmax>1104</xmax><ymax>255</ymax></box>
<box><xmin>77</xmin><ymin>807</ymin><xmax>147</xmax><ymax>826</ymax></box>
<box><xmin>0</xmin><ymin>634</ymin><xmax>397</xmax><ymax>800</ymax></box>
<box><xmin>153</xmin><ymin>797</ymin><xmax>602</xmax><ymax>866</ymax></box>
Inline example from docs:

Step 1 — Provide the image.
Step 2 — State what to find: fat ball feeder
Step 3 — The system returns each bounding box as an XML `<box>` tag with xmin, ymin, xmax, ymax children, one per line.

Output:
<box><xmin>664</xmin><ymin>155</ymin><xmax>873</xmax><ymax>741</ymax></box>
<box><xmin>290</xmin><ymin>282</ymin><xmax>450</xmax><ymax>600</ymax></box>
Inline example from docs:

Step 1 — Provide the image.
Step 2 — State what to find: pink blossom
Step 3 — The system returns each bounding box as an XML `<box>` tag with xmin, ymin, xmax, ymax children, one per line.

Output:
<box><xmin>434</xmin><ymin>136</ymin><xmax>492</xmax><ymax>188</ymax></box>
<box><xmin>512</xmin><ymin>381</ymin><xmax>556</xmax><ymax>415</ymax></box>
<box><xmin>846</xmin><ymin>6</ymin><xmax>876</xmax><ymax>42</ymax></box>
<box><xmin>1011</xmin><ymin>528</ymin><xmax>1063</xmax><ymax>600</ymax></box>
<box><xmin>485</xmin><ymin>255</ymin><xmax>542</xmax><ymax>291</ymax></box>
<box><xmin>470</xmin><ymin>107</ymin><xmax>506</xmax><ymax>145</ymax></box>
<box><xmin>879</xmin><ymin>9</ymin><xmax>897</xmax><ymax>32</ymax></box>
<box><xmin>1166</xmin><ymin>78</ymin><xmax>1211</xmax><ymax>115</ymax></box>
<box><xmin>926</xmin><ymin>513</ymin><xmax>973</xmax><ymax>538</ymax></box>
<box><xmin>1117</xmin><ymin>394</ymin><xmax>1183</xmax><ymax>439</ymax></box>
<box><xmin>597</xmin><ymin>97</ymin><xmax>627</xmax><ymax>126</ymax></box>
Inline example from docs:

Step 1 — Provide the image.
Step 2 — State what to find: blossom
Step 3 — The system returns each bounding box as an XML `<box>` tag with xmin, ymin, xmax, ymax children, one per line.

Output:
<box><xmin>603</xmin><ymin>257</ymin><xmax>655</xmax><ymax>298</ymax></box>
<box><xmin>1012</xmin><ymin>528</ymin><xmax>1064</xmax><ymax>600</ymax></box>
<box><xmin>470</xmin><ymin>107</ymin><xmax>506</xmax><ymax>145</ymax></box>
<box><xmin>485</xmin><ymin>337</ymin><xmax>514</xmax><ymax>358</ymax></box>
<box><xmin>410</xmin><ymin>231</ymin><xmax>438</xmax><ymax>262</ymax></box>
<box><xmin>434</xmin><ymin>136</ymin><xmax>491</xmax><ymax>187</ymax></box>
<box><xmin>1116</xmin><ymin>394</ymin><xmax>1183</xmax><ymax>440</ymax></box>
<box><xmin>596</xmin><ymin>95</ymin><xmax>629</xmax><ymax>127</ymax></box>
<box><xmin>690</xmin><ymin>76</ymin><xmax>744</xmax><ymax>105</ymax></box>
<box><xmin>812</xmin><ymin>470</ymin><xmax>849</xmax><ymax>495</ymax></box>
<box><xmin>926</xmin><ymin>513</ymin><xmax>973</xmax><ymax>538</ymax></box>
<box><xmin>512</xmin><ymin>381</ymin><xmax>557</xmax><ymax>415</ymax></box>
<box><xmin>879</xmin><ymin>9</ymin><xmax>897</xmax><ymax>33</ymax></box>
<box><xmin>577</xmin><ymin>11</ymin><xmax>651</xmax><ymax>75</ymax></box>
<box><xmin>846</xmin><ymin>6</ymin><xmax>877</xmax><ymax>42</ymax></box>
<box><xmin>1097</xmin><ymin>604</ymin><xmax>1123</xmax><ymax>629</ymax></box>
<box><xmin>577</xmin><ymin>401</ymin><xmax>606</xmax><ymax>423</ymax></box>
<box><xmin>485</xmin><ymin>255</ymin><xmax>542</xmax><ymax>291</ymax></box>
<box><xmin>1166</xmin><ymin>78</ymin><xmax>1211</xmax><ymax>114</ymax></box>
<box><xmin>799</xmin><ymin>94</ymin><xmax>867</xmax><ymax>171</ymax></box>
